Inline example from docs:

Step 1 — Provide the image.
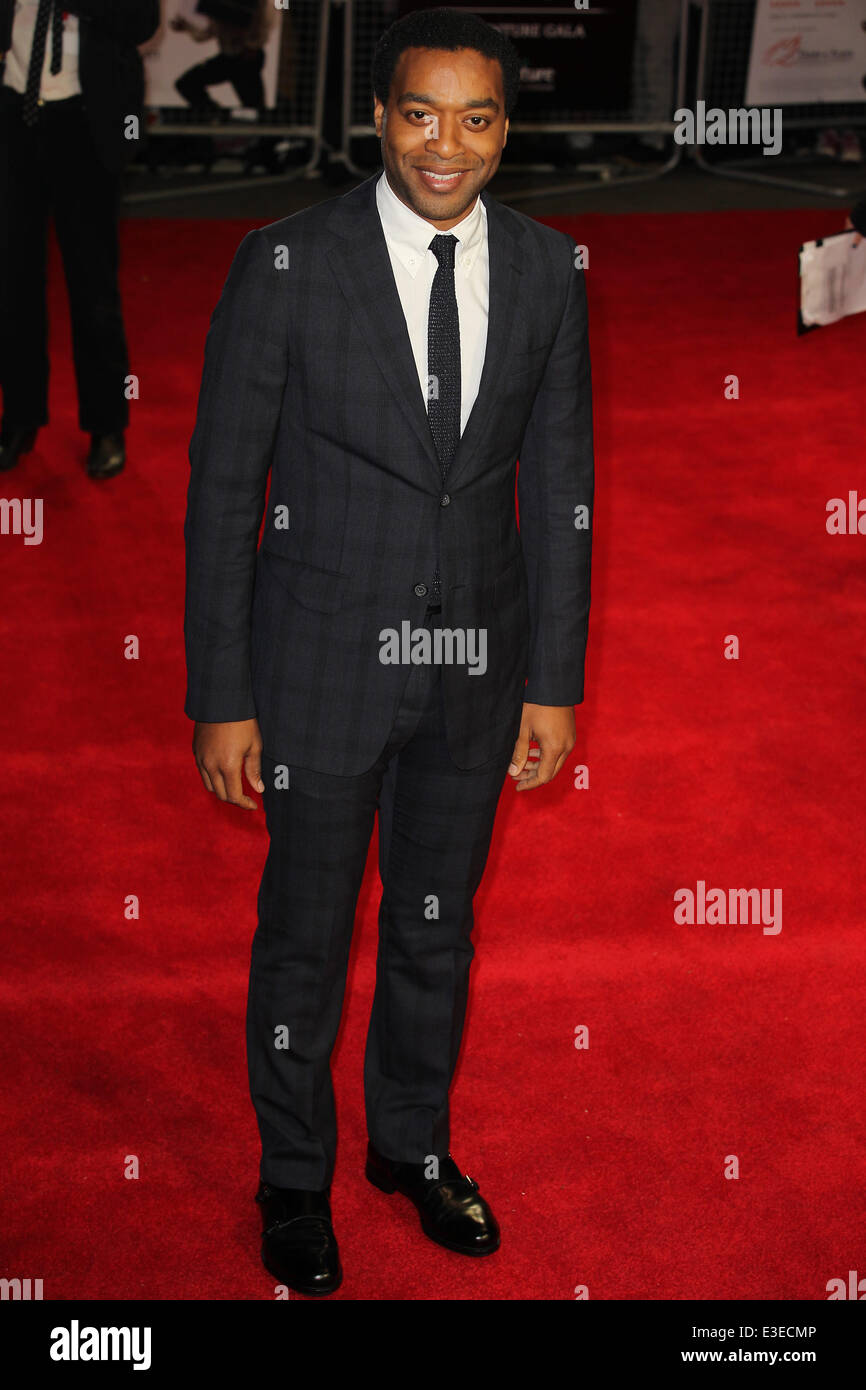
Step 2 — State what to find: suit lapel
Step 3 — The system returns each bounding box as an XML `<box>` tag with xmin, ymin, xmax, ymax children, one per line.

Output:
<box><xmin>325</xmin><ymin>176</ymin><xmax>440</xmax><ymax>482</ymax></box>
<box><xmin>324</xmin><ymin>173</ymin><xmax>524</xmax><ymax>492</ymax></box>
<box><xmin>447</xmin><ymin>187</ymin><xmax>523</xmax><ymax>492</ymax></box>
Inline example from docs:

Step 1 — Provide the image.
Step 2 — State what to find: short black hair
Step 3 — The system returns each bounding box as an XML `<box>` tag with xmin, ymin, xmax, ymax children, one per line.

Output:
<box><xmin>372</xmin><ymin>6</ymin><xmax>520</xmax><ymax>117</ymax></box>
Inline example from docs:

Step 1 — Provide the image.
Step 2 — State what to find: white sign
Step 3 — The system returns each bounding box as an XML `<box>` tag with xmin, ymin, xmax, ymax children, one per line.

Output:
<box><xmin>800</xmin><ymin>231</ymin><xmax>866</xmax><ymax>330</ymax></box>
<box><xmin>746</xmin><ymin>0</ymin><xmax>866</xmax><ymax>106</ymax></box>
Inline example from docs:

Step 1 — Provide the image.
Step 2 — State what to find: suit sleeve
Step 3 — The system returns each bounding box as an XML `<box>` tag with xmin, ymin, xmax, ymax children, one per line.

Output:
<box><xmin>64</xmin><ymin>2</ymin><xmax>161</xmax><ymax>46</ymax></box>
<box><xmin>517</xmin><ymin>234</ymin><xmax>594</xmax><ymax>706</ymax></box>
<box><xmin>184</xmin><ymin>227</ymin><xmax>289</xmax><ymax>724</ymax></box>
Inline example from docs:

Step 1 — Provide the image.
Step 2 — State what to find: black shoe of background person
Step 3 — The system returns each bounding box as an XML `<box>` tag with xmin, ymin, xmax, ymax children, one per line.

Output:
<box><xmin>255</xmin><ymin>1182</ymin><xmax>343</xmax><ymax>1297</ymax></box>
<box><xmin>0</xmin><ymin>425</ymin><xmax>39</xmax><ymax>471</ymax></box>
<box><xmin>365</xmin><ymin>1142</ymin><xmax>501</xmax><ymax>1256</ymax></box>
<box><xmin>86</xmin><ymin>431</ymin><xmax>125</xmax><ymax>479</ymax></box>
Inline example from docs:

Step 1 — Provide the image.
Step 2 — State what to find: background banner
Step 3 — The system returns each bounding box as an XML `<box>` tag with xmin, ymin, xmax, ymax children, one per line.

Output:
<box><xmin>396</xmin><ymin>2</ymin><xmax>638</xmax><ymax>115</ymax></box>
<box><xmin>746</xmin><ymin>0</ymin><xmax>866</xmax><ymax>106</ymax></box>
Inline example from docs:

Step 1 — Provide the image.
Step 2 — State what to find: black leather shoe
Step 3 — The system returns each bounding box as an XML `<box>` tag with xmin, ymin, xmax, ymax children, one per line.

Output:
<box><xmin>86</xmin><ymin>431</ymin><xmax>125</xmax><ymax>479</ymax></box>
<box><xmin>365</xmin><ymin>1143</ymin><xmax>500</xmax><ymax>1256</ymax></box>
<box><xmin>255</xmin><ymin>1182</ymin><xmax>342</xmax><ymax>1296</ymax></box>
<box><xmin>0</xmin><ymin>425</ymin><xmax>38</xmax><ymax>472</ymax></box>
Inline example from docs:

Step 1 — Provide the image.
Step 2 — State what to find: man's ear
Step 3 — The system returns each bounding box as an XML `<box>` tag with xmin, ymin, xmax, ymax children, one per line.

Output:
<box><xmin>373</xmin><ymin>97</ymin><xmax>385</xmax><ymax>139</ymax></box>
<box><xmin>502</xmin><ymin>115</ymin><xmax>509</xmax><ymax>149</ymax></box>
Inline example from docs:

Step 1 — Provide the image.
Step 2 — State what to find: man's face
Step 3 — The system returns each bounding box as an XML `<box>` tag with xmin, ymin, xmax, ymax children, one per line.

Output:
<box><xmin>373</xmin><ymin>46</ymin><xmax>509</xmax><ymax>230</ymax></box>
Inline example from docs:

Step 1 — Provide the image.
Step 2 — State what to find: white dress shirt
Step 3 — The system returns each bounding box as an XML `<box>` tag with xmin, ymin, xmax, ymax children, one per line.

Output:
<box><xmin>375</xmin><ymin>170</ymin><xmax>489</xmax><ymax>437</ymax></box>
<box><xmin>3</xmin><ymin>0</ymin><xmax>82</xmax><ymax>100</ymax></box>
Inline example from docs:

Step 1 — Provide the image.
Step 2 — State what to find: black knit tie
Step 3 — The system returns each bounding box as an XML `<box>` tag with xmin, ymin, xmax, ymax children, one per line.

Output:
<box><xmin>23</xmin><ymin>0</ymin><xmax>65</xmax><ymax>127</ymax></box>
<box><xmin>427</xmin><ymin>233</ymin><xmax>461</xmax><ymax>603</ymax></box>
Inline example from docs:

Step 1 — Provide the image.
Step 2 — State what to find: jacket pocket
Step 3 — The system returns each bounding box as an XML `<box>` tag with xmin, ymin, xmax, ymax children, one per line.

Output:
<box><xmin>260</xmin><ymin>548</ymin><xmax>350</xmax><ymax>614</ymax></box>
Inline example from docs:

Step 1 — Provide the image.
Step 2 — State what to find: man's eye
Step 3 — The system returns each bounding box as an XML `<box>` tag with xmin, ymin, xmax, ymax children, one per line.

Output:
<box><xmin>406</xmin><ymin>111</ymin><xmax>488</xmax><ymax>127</ymax></box>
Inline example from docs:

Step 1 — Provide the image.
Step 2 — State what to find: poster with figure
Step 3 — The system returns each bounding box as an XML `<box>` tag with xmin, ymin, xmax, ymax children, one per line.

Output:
<box><xmin>746</xmin><ymin>0</ymin><xmax>866</xmax><ymax>106</ymax></box>
<box><xmin>140</xmin><ymin>0</ymin><xmax>284</xmax><ymax>112</ymax></box>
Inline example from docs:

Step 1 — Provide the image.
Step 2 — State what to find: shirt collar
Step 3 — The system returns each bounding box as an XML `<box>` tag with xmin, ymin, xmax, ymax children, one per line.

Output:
<box><xmin>376</xmin><ymin>170</ymin><xmax>486</xmax><ymax>280</ymax></box>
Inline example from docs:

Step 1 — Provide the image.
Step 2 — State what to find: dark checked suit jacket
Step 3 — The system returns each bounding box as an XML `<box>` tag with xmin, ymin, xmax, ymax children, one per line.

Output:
<box><xmin>0</xmin><ymin>0</ymin><xmax>160</xmax><ymax>174</ymax></box>
<box><xmin>184</xmin><ymin>172</ymin><xmax>594</xmax><ymax>777</ymax></box>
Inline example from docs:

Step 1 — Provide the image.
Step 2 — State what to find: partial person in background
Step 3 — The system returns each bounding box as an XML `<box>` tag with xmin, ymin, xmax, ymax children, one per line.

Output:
<box><xmin>0</xmin><ymin>0</ymin><xmax>160</xmax><ymax>477</ymax></box>
<box><xmin>846</xmin><ymin>198</ymin><xmax>866</xmax><ymax>247</ymax></box>
<box><xmin>171</xmin><ymin>0</ymin><xmax>274</xmax><ymax>114</ymax></box>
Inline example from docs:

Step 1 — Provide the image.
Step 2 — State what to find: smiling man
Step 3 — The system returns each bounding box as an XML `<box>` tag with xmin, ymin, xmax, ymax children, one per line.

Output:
<box><xmin>184</xmin><ymin>5</ymin><xmax>593</xmax><ymax>1297</ymax></box>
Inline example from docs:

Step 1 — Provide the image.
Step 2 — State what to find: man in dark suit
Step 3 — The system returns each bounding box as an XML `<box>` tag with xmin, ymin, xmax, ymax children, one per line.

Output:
<box><xmin>0</xmin><ymin>0</ymin><xmax>160</xmax><ymax>477</ymax></box>
<box><xmin>184</xmin><ymin>6</ymin><xmax>593</xmax><ymax>1297</ymax></box>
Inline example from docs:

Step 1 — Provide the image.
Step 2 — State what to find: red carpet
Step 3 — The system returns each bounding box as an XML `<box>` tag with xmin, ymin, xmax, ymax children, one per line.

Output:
<box><xmin>1</xmin><ymin>205</ymin><xmax>864</xmax><ymax>1300</ymax></box>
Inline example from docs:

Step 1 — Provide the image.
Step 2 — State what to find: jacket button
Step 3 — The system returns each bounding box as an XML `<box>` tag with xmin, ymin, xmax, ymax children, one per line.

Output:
<box><xmin>414</xmin><ymin>583</ymin><xmax>428</xmax><ymax>597</ymax></box>
<box><xmin>440</xmin><ymin>493</ymin><xmax>450</xmax><ymax>506</ymax></box>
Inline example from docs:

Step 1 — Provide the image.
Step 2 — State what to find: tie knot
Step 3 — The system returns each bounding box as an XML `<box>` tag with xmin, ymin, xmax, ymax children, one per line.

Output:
<box><xmin>429</xmin><ymin>234</ymin><xmax>457</xmax><ymax>270</ymax></box>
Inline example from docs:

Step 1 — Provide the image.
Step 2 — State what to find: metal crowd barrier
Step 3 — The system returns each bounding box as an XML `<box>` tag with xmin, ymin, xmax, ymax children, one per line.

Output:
<box><xmin>693</xmin><ymin>0</ymin><xmax>866</xmax><ymax>199</ymax></box>
<box><xmin>336</xmin><ymin>0</ymin><xmax>690</xmax><ymax>201</ymax></box>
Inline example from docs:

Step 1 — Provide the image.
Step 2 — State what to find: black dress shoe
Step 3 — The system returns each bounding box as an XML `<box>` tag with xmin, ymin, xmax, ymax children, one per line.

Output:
<box><xmin>86</xmin><ymin>431</ymin><xmax>125</xmax><ymax>479</ymax></box>
<box><xmin>255</xmin><ymin>1181</ymin><xmax>342</xmax><ymax>1297</ymax></box>
<box><xmin>0</xmin><ymin>425</ymin><xmax>38</xmax><ymax>472</ymax></box>
<box><xmin>365</xmin><ymin>1143</ymin><xmax>500</xmax><ymax>1256</ymax></box>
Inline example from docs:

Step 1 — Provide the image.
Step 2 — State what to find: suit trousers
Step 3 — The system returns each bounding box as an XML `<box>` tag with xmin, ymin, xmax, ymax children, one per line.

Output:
<box><xmin>246</xmin><ymin>607</ymin><xmax>523</xmax><ymax>1189</ymax></box>
<box><xmin>0</xmin><ymin>86</ymin><xmax>130</xmax><ymax>434</ymax></box>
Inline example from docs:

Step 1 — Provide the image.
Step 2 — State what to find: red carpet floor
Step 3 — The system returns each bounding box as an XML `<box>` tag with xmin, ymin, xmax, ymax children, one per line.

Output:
<box><xmin>1</xmin><ymin>205</ymin><xmax>864</xmax><ymax>1301</ymax></box>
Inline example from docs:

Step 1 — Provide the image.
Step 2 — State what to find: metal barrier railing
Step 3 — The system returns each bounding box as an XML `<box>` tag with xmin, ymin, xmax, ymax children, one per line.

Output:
<box><xmin>336</xmin><ymin>0</ymin><xmax>690</xmax><ymax>201</ymax></box>
<box><xmin>693</xmin><ymin>0</ymin><xmax>866</xmax><ymax>199</ymax></box>
<box><xmin>136</xmin><ymin>0</ymin><xmax>865</xmax><ymax>206</ymax></box>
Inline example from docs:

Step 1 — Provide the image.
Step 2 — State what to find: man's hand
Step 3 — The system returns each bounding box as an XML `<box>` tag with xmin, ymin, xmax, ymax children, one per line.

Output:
<box><xmin>193</xmin><ymin>718</ymin><xmax>264</xmax><ymax>810</ymax></box>
<box><xmin>508</xmin><ymin>703</ymin><xmax>576</xmax><ymax>792</ymax></box>
<box><xmin>845</xmin><ymin>215</ymin><xmax>862</xmax><ymax>248</ymax></box>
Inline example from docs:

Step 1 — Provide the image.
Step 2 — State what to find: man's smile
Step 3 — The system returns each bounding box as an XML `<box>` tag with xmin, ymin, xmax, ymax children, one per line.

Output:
<box><xmin>413</xmin><ymin>166</ymin><xmax>472</xmax><ymax>194</ymax></box>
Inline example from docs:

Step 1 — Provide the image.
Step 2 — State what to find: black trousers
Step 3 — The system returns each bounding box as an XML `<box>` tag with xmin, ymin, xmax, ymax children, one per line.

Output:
<box><xmin>175</xmin><ymin>49</ymin><xmax>265</xmax><ymax>112</ymax></box>
<box><xmin>247</xmin><ymin>609</ymin><xmax>523</xmax><ymax>1189</ymax></box>
<box><xmin>0</xmin><ymin>86</ymin><xmax>130</xmax><ymax>434</ymax></box>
